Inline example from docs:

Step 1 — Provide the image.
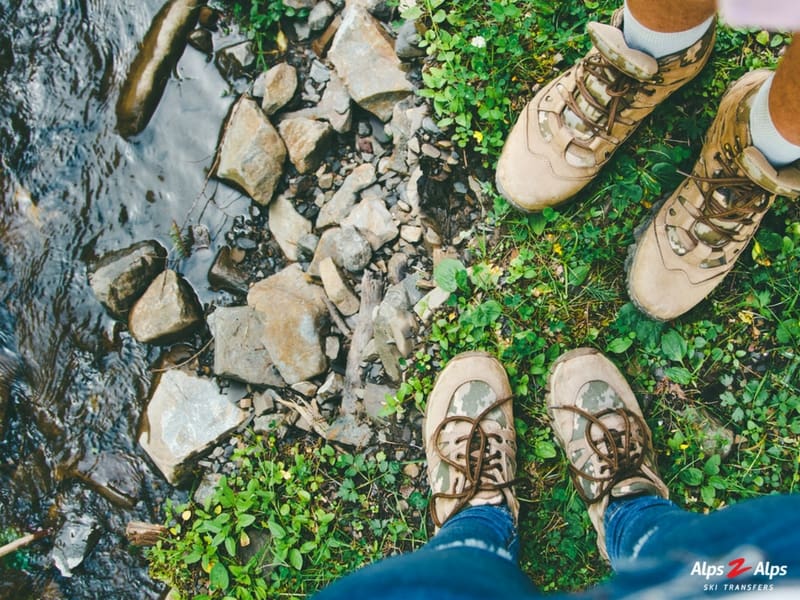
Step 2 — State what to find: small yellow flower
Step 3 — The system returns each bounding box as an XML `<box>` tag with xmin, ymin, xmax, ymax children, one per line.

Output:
<box><xmin>738</xmin><ymin>311</ymin><xmax>754</xmax><ymax>325</ymax></box>
<box><xmin>553</xmin><ymin>242</ymin><xmax>562</xmax><ymax>256</ymax></box>
<box><xmin>679</xmin><ymin>442</ymin><xmax>690</xmax><ymax>450</ymax></box>
<box><xmin>473</xmin><ymin>130</ymin><xmax>484</xmax><ymax>143</ymax></box>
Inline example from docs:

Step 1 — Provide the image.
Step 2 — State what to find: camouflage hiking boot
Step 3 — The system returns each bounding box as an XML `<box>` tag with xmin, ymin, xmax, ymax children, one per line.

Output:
<box><xmin>496</xmin><ymin>11</ymin><xmax>715</xmax><ymax>212</ymax></box>
<box><xmin>546</xmin><ymin>348</ymin><xmax>668</xmax><ymax>561</ymax></box>
<box><xmin>627</xmin><ymin>69</ymin><xmax>800</xmax><ymax>321</ymax></box>
<box><xmin>424</xmin><ymin>352</ymin><xmax>519</xmax><ymax>530</ymax></box>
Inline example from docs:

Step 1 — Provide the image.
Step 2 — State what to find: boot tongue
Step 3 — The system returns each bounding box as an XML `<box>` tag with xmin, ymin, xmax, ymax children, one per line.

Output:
<box><xmin>587</xmin><ymin>21</ymin><xmax>658</xmax><ymax>81</ymax></box>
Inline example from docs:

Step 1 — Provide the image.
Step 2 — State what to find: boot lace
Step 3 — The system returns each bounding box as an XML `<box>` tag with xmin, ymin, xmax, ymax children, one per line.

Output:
<box><xmin>430</xmin><ymin>396</ymin><xmax>519</xmax><ymax>527</ymax></box>
<box><xmin>564</xmin><ymin>53</ymin><xmax>646</xmax><ymax>148</ymax></box>
<box><xmin>555</xmin><ymin>405</ymin><xmax>652</xmax><ymax>505</ymax></box>
<box><xmin>675</xmin><ymin>153</ymin><xmax>771</xmax><ymax>251</ymax></box>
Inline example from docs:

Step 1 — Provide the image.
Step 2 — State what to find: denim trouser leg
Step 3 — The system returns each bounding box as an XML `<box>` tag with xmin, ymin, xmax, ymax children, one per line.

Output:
<box><xmin>312</xmin><ymin>505</ymin><xmax>539</xmax><ymax>600</ymax></box>
<box><xmin>601</xmin><ymin>493</ymin><xmax>800</xmax><ymax>595</ymax></box>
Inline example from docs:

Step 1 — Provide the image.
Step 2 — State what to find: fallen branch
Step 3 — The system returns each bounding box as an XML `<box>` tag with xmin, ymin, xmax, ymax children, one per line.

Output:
<box><xmin>0</xmin><ymin>530</ymin><xmax>48</xmax><ymax>559</ymax></box>
<box><xmin>341</xmin><ymin>270</ymin><xmax>382</xmax><ymax>417</ymax></box>
<box><xmin>125</xmin><ymin>521</ymin><xmax>168</xmax><ymax>547</ymax></box>
<box><xmin>274</xmin><ymin>396</ymin><xmax>330</xmax><ymax>438</ymax></box>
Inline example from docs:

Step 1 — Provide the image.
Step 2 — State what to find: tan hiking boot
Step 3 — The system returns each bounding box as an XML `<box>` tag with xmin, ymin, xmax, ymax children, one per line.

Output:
<box><xmin>627</xmin><ymin>69</ymin><xmax>800</xmax><ymax>321</ymax></box>
<box><xmin>424</xmin><ymin>352</ymin><xmax>519</xmax><ymax>530</ymax></box>
<box><xmin>546</xmin><ymin>348</ymin><xmax>668</xmax><ymax>561</ymax></box>
<box><xmin>496</xmin><ymin>13</ymin><xmax>715</xmax><ymax>212</ymax></box>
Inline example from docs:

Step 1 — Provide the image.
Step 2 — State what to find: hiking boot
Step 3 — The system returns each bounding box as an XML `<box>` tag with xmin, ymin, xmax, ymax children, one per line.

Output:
<box><xmin>627</xmin><ymin>69</ymin><xmax>800</xmax><ymax>321</ymax></box>
<box><xmin>546</xmin><ymin>348</ymin><xmax>668</xmax><ymax>560</ymax></box>
<box><xmin>496</xmin><ymin>12</ymin><xmax>715</xmax><ymax>212</ymax></box>
<box><xmin>424</xmin><ymin>352</ymin><xmax>519</xmax><ymax>530</ymax></box>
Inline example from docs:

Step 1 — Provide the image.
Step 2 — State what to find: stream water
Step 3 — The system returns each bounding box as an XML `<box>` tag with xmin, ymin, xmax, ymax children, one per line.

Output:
<box><xmin>0</xmin><ymin>0</ymin><xmax>249</xmax><ymax>597</ymax></box>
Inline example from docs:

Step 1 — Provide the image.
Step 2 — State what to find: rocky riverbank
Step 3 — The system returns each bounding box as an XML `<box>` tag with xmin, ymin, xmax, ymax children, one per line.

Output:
<box><xmin>70</xmin><ymin>0</ymin><xmax>492</xmax><ymax>576</ymax></box>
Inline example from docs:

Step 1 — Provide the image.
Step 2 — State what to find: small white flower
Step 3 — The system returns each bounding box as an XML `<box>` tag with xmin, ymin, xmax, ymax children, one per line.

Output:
<box><xmin>470</xmin><ymin>36</ymin><xmax>486</xmax><ymax>49</ymax></box>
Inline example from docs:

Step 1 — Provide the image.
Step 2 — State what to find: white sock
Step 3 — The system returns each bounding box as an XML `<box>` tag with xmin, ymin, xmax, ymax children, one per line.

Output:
<box><xmin>749</xmin><ymin>74</ymin><xmax>800</xmax><ymax>167</ymax></box>
<box><xmin>622</xmin><ymin>1</ymin><xmax>714</xmax><ymax>59</ymax></box>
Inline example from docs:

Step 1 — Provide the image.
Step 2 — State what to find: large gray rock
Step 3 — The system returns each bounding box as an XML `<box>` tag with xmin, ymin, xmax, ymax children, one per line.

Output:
<box><xmin>247</xmin><ymin>264</ymin><xmax>328</xmax><ymax>384</ymax></box>
<box><xmin>278</xmin><ymin>118</ymin><xmax>333</xmax><ymax>174</ymax></box>
<box><xmin>329</xmin><ymin>6</ymin><xmax>413</xmax><ymax>121</ymax></box>
<box><xmin>268</xmin><ymin>195</ymin><xmax>312</xmax><ymax>261</ymax></box>
<box><xmin>334</xmin><ymin>226</ymin><xmax>372</xmax><ymax>272</ymax></box>
<box><xmin>215</xmin><ymin>96</ymin><xmax>287</xmax><ymax>206</ymax></box>
<box><xmin>342</xmin><ymin>197</ymin><xmax>399</xmax><ymax>250</ymax></box>
<box><xmin>128</xmin><ymin>270</ymin><xmax>203</xmax><ymax>344</ymax></box>
<box><xmin>258</xmin><ymin>62</ymin><xmax>298</xmax><ymax>115</ymax></box>
<box><xmin>209</xmin><ymin>306</ymin><xmax>285</xmax><ymax>386</ymax></box>
<box><xmin>139</xmin><ymin>369</ymin><xmax>248</xmax><ymax>484</ymax></box>
<box><xmin>89</xmin><ymin>240</ymin><xmax>167</xmax><ymax>318</ymax></box>
<box><xmin>51</xmin><ymin>514</ymin><xmax>101</xmax><ymax>578</ymax></box>
<box><xmin>316</xmin><ymin>163</ymin><xmax>376</xmax><ymax>228</ymax></box>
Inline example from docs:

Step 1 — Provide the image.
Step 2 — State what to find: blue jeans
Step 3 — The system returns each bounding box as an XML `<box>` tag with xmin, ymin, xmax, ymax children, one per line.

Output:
<box><xmin>313</xmin><ymin>494</ymin><xmax>800</xmax><ymax>599</ymax></box>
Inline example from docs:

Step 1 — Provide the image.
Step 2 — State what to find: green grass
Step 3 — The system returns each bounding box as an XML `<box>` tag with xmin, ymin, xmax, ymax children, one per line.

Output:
<box><xmin>147</xmin><ymin>433</ymin><xmax>427</xmax><ymax>599</ymax></box>
<box><xmin>401</xmin><ymin>0</ymin><xmax>800</xmax><ymax>591</ymax></box>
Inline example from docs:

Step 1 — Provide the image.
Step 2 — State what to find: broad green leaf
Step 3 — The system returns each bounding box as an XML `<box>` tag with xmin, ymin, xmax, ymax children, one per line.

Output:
<box><xmin>535</xmin><ymin>441</ymin><xmax>557</xmax><ymax>459</ymax></box>
<box><xmin>607</xmin><ymin>336</ymin><xmax>633</xmax><ymax>353</ymax></box>
<box><xmin>210</xmin><ymin>563</ymin><xmax>229</xmax><ymax>591</ymax></box>
<box><xmin>661</xmin><ymin>329</ymin><xmax>687</xmax><ymax>361</ymax></box>
<box><xmin>680</xmin><ymin>467</ymin><xmax>704</xmax><ymax>486</ymax></box>
<box><xmin>267</xmin><ymin>521</ymin><xmax>286</xmax><ymax>539</ymax></box>
<box><xmin>664</xmin><ymin>366</ymin><xmax>692</xmax><ymax>385</ymax></box>
<box><xmin>434</xmin><ymin>258</ymin><xmax>466</xmax><ymax>292</ymax></box>
<box><xmin>289</xmin><ymin>548</ymin><xmax>303</xmax><ymax>570</ymax></box>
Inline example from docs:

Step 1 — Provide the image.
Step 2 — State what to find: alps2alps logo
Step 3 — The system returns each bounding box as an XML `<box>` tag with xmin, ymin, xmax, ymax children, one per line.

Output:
<box><xmin>691</xmin><ymin>558</ymin><xmax>788</xmax><ymax>580</ymax></box>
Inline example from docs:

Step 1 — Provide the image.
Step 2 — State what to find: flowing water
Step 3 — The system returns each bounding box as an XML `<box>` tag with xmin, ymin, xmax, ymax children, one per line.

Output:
<box><xmin>0</xmin><ymin>0</ymin><xmax>249</xmax><ymax>596</ymax></box>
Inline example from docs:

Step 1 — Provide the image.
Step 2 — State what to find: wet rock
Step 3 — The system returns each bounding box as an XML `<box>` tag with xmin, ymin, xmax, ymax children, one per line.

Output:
<box><xmin>209</xmin><ymin>306</ymin><xmax>286</xmax><ymax>386</ymax></box>
<box><xmin>319</xmin><ymin>257</ymin><xmax>359</xmax><ymax>316</ymax></box>
<box><xmin>278</xmin><ymin>118</ymin><xmax>333</xmax><ymax>174</ymax></box>
<box><xmin>187</xmin><ymin>28</ymin><xmax>213</xmax><ymax>55</ymax></box>
<box><xmin>89</xmin><ymin>240</ymin><xmax>167</xmax><ymax>318</ymax></box>
<box><xmin>116</xmin><ymin>0</ymin><xmax>202</xmax><ymax>137</ymax></box>
<box><xmin>139</xmin><ymin>369</ymin><xmax>248</xmax><ymax>483</ymax></box>
<box><xmin>51</xmin><ymin>514</ymin><xmax>101</xmax><ymax>577</ymax></box>
<box><xmin>259</xmin><ymin>62</ymin><xmax>298</xmax><ymax>115</ymax></box>
<box><xmin>329</xmin><ymin>5</ymin><xmax>413</xmax><ymax>121</ymax></box>
<box><xmin>215</xmin><ymin>96</ymin><xmax>287</xmax><ymax>206</ymax></box>
<box><xmin>215</xmin><ymin>40</ymin><xmax>256</xmax><ymax>81</ymax></box>
<box><xmin>128</xmin><ymin>270</ymin><xmax>202</xmax><ymax>343</ymax></box>
<box><xmin>373</xmin><ymin>283</ymin><xmax>418</xmax><ymax>381</ymax></box>
<box><xmin>208</xmin><ymin>246</ymin><xmax>249</xmax><ymax>294</ymax></box>
<box><xmin>309</xmin><ymin>1</ymin><xmax>337</xmax><ymax>31</ymax></box>
<box><xmin>364</xmin><ymin>382</ymin><xmax>396</xmax><ymax>423</ymax></box>
<box><xmin>342</xmin><ymin>197</ymin><xmax>399</xmax><ymax>250</ymax></box>
<box><xmin>268</xmin><ymin>195</ymin><xmax>312</xmax><ymax>261</ymax></box>
<box><xmin>395</xmin><ymin>20</ymin><xmax>425</xmax><ymax>59</ymax></box>
<box><xmin>247</xmin><ymin>264</ymin><xmax>328</xmax><ymax>384</ymax></box>
<box><xmin>74</xmin><ymin>452</ymin><xmax>143</xmax><ymax>508</ymax></box>
<box><xmin>333</xmin><ymin>226</ymin><xmax>372</xmax><ymax>272</ymax></box>
<box><xmin>316</xmin><ymin>163</ymin><xmax>376</xmax><ymax>228</ymax></box>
